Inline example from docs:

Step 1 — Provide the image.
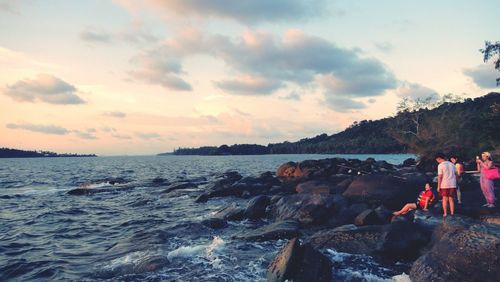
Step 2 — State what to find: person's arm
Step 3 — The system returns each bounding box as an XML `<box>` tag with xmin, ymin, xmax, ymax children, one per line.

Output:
<box><xmin>484</xmin><ymin>160</ymin><xmax>493</xmax><ymax>169</ymax></box>
<box><xmin>477</xmin><ymin>159</ymin><xmax>482</xmax><ymax>172</ymax></box>
<box><xmin>456</xmin><ymin>165</ymin><xmax>462</xmax><ymax>177</ymax></box>
<box><xmin>437</xmin><ymin>174</ymin><xmax>443</xmax><ymax>192</ymax></box>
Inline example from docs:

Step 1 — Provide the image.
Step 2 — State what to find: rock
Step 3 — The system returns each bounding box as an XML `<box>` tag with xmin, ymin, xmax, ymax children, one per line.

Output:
<box><xmin>276</xmin><ymin>162</ymin><xmax>300</xmax><ymax>178</ymax></box>
<box><xmin>413</xmin><ymin>210</ymin><xmax>442</xmax><ymax>230</ymax></box>
<box><xmin>330</xmin><ymin>178</ymin><xmax>353</xmax><ymax>194</ymax></box>
<box><xmin>234</xmin><ymin>220</ymin><xmax>299</xmax><ymax>241</ymax></box>
<box><xmin>161</xmin><ymin>182</ymin><xmax>197</xmax><ymax>193</ymax></box>
<box><xmin>212</xmin><ymin>205</ymin><xmax>244</xmax><ymax>221</ymax></box>
<box><xmin>241</xmin><ymin>190</ymin><xmax>251</xmax><ymax>198</ymax></box>
<box><xmin>267</xmin><ymin>238</ymin><xmax>300</xmax><ymax>282</ymax></box>
<box><xmin>378</xmin><ymin>221</ymin><xmax>430</xmax><ymax>261</ymax></box>
<box><xmin>244</xmin><ymin>195</ymin><xmax>270</xmax><ymax>219</ymax></box>
<box><xmin>480</xmin><ymin>215</ymin><xmax>500</xmax><ymax>225</ymax></box>
<box><xmin>307</xmin><ymin>225</ymin><xmax>384</xmax><ymax>255</ymax></box>
<box><xmin>296</xmin><ymin>180</ymin><xmax>331</xmax><ymax>194</ymax></box>
<box><xmin>410</xmin><ymin>216</ymin><xmax>500</xmax><ymax>282</ymax></box>
<box><xmin>335</xmin><ymin>203</ymin><xmax>369</xmax><ymax>226</ymax></box>
<box><xmin>200</xmin><ymin>218</ymin><xmax>227</xmax><ymax>229</ymax></box>
<box><xmin>354</xmin><ymin>209</ymin><xmax>382</xmax><ymax>226</ymax></box>
<box><xmin>206</xmin><ymin>171</ymin><xmax>280</xmax><ymax>199</ymax></box>
<box><xmin>267</xmin><ymin>238</ymin><xmax>332</xmax><ymax>282</ymax></box>
<box><xmin>374</xmin><ymin>205</ymin><xmax>393</xmax><ymax>223</ymax></box>
<box><xmin>342</xmin><ymin>174</ymin><xmax>425</xmax><ymax>209</ymax></box>
<box><xmin>271</xmin><ymin>193</ymin><xmax>336</xmax><ymax>226</ymax></box>
<box><xmin>195</xmin><ymin>193</ymin><xmax>209</xmax><ymax>203</ymax></box>
<box><xmin>402</xmin><ymin>158</ymin><xmax>416</xmax><ymax>167</ymax></box>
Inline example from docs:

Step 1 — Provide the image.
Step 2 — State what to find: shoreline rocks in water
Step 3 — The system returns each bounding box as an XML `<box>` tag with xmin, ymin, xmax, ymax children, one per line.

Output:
<box><xmin>188</xmin><ymin>156</ymin><xmax>499</xmax><ymax>280</ymax></box>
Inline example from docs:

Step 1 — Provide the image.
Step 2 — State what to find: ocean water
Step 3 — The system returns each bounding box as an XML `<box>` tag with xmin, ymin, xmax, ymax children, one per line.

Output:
<box><xmin>0</xmin><ymin>154</ymin><xmax>414</xmax><ymax>281</ymax></box>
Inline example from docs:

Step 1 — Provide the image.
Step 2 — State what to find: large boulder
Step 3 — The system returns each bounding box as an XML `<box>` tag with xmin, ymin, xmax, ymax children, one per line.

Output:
<box><xmin>378</xmin><ymin>221</ymin><xmax>430</xmax><ymax>261</ymax></box>
<box><xmin>203</xmin><ymin>171</ymin><xmax>279</xmax><ymax>199</ymax></box>
<box><xmin>410</xmin><ymin>216</ymin><xmax>500</xmax><ymax>282</ymax></box>
<box><xmin>342</xmin><ymin>174</ymin><xmax>426</xmax><ymax>209</ymax></box>
<box><xmin>243</xmin><ymin>195</ymin><xmax>270</xmax><ymax>219</ymax></box>
<box><xmin>276</xmin><ymin>162</ymin><xmax>301</xmax><ymax>178</ymax></box>
<box><xmin>233</xmin><ymin>220</ymin><xmax>299</xmax><ymax>241</ymax></box>
<box><xmin>271</xmin><ymin>193</ymin><xmax>336</xmax><ymax>226</ymax></box>
<box><xmin>212</xmin><ymin>205</ymin><xmax>244</xmax><ymax>221</ymax></box>
<box><xmin>295</xmin><ymin>180</ymin><xmax>331</xmax><ymax>194</ymax></box>
<box><xmin>267</xmin><ymin>238</ymin><xmax>332</xmax><ymax>282</ymax></box>
<box><xmin>307</xmin><ymin>225</ymin><xmax>385</xmax><ymax>255</ymax></box>
<box><xmin>354</xmin><ymin>209</ymin><xmax>382</xmax><ymax>226</ymax></box>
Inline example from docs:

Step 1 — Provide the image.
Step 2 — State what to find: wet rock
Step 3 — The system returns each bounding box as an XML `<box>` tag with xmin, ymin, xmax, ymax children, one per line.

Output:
<box><xmin>244</xmin><ymin>195</ymin><xmax>270</xmax><ymax>219</ymax></box>
<box><xmin>161</xmin><ymin>182</ymin><xmax>197</xmax><ymax>193</ymax></box>
<box><xmin>342</xmin><ymin>174</ymin><xmax>425</xmax><ymax>209</ymax></box>
<box><xmin>354</xmin><ymin>209</ymin><xmax>382</xmax><ymax>226</ymax></box>
<box><xmin>267</xmin><ymin>238</ymin><xmax>300</xmax><ymax>282</ymax></box>
<box><xmin>374</xmin><ymin>205</ymin><xmax>393</xmax><ymax>223</ymax></box>
<box><xmin>402</xmin><ymin>158</ymin><xmax>416</xmax><ymax>167</ymax></box>
<box><xmin>234</xmin><ymin>220</ymin><xmax>299</xmax><ymax>241</ymax></box>
<box><xmin>307</xmin><ymin>225</ymin><xmax>384</xmax><ymax>255</ymax></box>
<box><xmin>267</xmin><ymin>238</ymin><xmax>332</xmax><ymax>282</ymax></box>
<box><xmin>194</xmin><ymin>193</ymin><xmax>209</xmax><ymax>203</ymax></box>
<box><xmin>480</xmin><ymin>215</ymin><xmax>500</xmax><ymax>225</ymax></box>
<box><xmin>271</xmin><ymin>193</ymin><xmax>336</xmax><ymax>226</ymax></box>
<box><xmin>410</xmin><ymin>216</ymin><xmax>500</xmax><ymax>282</ymax></box>
<box><xmin>378</xmin><ymin>221</ymin><xmax>430</xmax><ymax>261</ymax></box>
<box><xmin>276</xmin><ymin>162</ymin><xmax>300</xmax><ymax>178</ymax></box>
<box><xmin>200</xmin><ymin>218</ymin><xmax>227</xmax><ymax>229</ymax></box>
<box><xmin>413</xmin><ymin>210</ymin><xmax>442</xmax><ymax>230</ymax></box>
<box><xmin>295</xmin><ymin>180</ymin><xmax>331</xmax><ymax>194</ymax></box>
<box><xmin>212</xmin><ymin>205</ymin><xmax>244</xmax><ymax>221</ymax></box>
<box><xmin>330</xmin><ymin>178</ymin><xmax>353</xmax><ymax>194</ymax></box>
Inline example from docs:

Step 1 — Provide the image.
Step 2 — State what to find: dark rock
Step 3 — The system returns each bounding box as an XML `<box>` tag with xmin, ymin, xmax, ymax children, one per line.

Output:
<box><xmin>271</xmin><ymin>193</ymin><xmax>336</xmax><ymax>226</ymax></box>
<box><xmin>241</xmin><ymin>190</ymin><xmax>251</xmax><ymax>198</ymax></box>
<box><xmin>342</xmin><ymin>174</ymin><xmax>425</xmax><ymax>209</ymax></box>
<box><xmin>410</xmin><ymin>216</ymin><xmax>500</xmax><ymax>282</ymax></box>
<box><xmin>413</xmin><ymin>210</ymin><xmax>442</xmax><ymax>230</ymax></box>
<box><xmin>151</xmin><ymin>177</ymin><xmax>168</xmax><ymax>185</ymax></box>
<box><xmin>480</xmin><ymin>215</ymin><xmax>500</xmax><ymax>225</ymax></box>
<box><xmin>161</xmin><ymin>182</ymin><xmax>197</xmax><ymax>193</ymax></box>
<box><xmin>267</xmin><ymin>238</ymin><xmax>332</xmax><ymax>282</ymax></box>
<box><xmin>212</xmin><ymin>205</ymin><xmax>244</xmax><ymax>221</ymax></box>
<box><xmin>330</xmin><ymin>178</ymin><xmax>352</xmax><ymax>194</ymax></box>
<box><xmin>270</xmin><ymin>195</ymin><xmax>282</xmax><ymax>205</ymax></box>
<box><xmin>276</xmin><ymin>162</ymin><xmax>300</xmax><ymax>178</ymax></box>
<box><xmin>195</xmin><ymin>193</ymin><xmax>209</xmax><ymax>203</ymax></box>
<box><xmin>200</xmin><ymin>218</ymin><xmax>227</xmax><ymax>229</ymax></box>
<box><xmin>374</xmin><ymin>205</ymin><xmax>393</xmax><ymax>223</ymax></box>
<box><xmin>378</xmin><ymin>221</ymin><xmax>430</xmax><ymax>261</ymax></box>
<box><xmin>267</xmin><ymin>238</ymin><xmax>300</xmax><ymax>282</ymax></box>
<box><xmin>234</xmin><ymin>220</ymin><xmax>299</xmax><ymax>241</ymax></box>
<box><xmin>307</xmin><ymin>225</ymin><xmax>384</xmax><ymax>255</ymax></box>
<box><xmin>296</xmin><ymin>180</ymin><xmax>331</xmax><ymax>194</ymax></box>
<box><xmin>402</xmin><ymin>158</ymin><xmax>416</xmax><ymax>167</ymax></box>
<box><xmin>244</xmin><ymin>195</ymin><xmax>270</xmax><ymax>219</ymax></box>
<box><xmin>354</xmin><ymin>209</ymin><xmax>382</xmax><ymax>226</ymax></box>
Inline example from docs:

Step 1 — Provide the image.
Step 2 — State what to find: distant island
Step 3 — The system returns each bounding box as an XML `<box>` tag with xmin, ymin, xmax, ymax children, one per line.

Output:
<box><xmin>0</xmin><ymin>148</ymin><xmax>97</xmax><ymax>158</ymax></box>
<box><xmin>160</xmin><ymin>92</ymin><xmax>500</xmax><ymax>158</ymax></box>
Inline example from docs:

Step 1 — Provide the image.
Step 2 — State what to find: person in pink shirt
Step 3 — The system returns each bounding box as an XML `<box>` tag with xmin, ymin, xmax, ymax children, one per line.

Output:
<box><xmin>476</xmin><ymin>152</ymin><xmax>496</xmax><ymax>208</ymax></box>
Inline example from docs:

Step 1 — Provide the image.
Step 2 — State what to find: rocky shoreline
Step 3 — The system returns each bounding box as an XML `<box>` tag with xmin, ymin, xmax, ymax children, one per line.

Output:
<box><xmin>192</xmin><ymin>157</ymin><xmax>499</xmax><ymax>282</ymax></box>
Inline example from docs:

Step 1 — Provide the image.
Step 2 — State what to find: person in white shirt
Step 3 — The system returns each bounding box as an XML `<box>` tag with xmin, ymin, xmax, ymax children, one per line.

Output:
<box><xmin>435</xmin><ymin>153</ymin><xmax>457</xmax><ymax>217</ymax></box>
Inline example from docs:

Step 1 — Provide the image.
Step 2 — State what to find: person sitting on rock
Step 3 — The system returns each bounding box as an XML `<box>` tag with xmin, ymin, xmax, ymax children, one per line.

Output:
<box><xmin>393</xmin><ymin>183</ymin><xmax>435</xmax><ymax>216</ymax></box>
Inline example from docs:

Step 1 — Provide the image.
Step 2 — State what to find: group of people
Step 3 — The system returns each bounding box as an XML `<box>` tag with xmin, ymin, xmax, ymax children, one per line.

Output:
<box><xmin>393</xmin><ymin>151</ymin><xmax>497</xmax><ymax>217</ymax></box>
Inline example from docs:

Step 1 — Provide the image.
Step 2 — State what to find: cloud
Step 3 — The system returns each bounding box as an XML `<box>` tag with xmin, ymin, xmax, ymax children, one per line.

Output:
<box><xmin>104</xmin><ymin>111</ymin><xmax>127</xmax><ymax>118</ymax></box>
<box><xmin>73</xmin><ymin>130</ymin><xmax>97</xmax><ymax>140</ymax></box>
<box><xmin>129</xmin><ymin>49</ymin><xmax>192</xmax><ymax>91</ymax></box>
<box><xmin>133</xmin><ymin>28</ymin><xmax>397</xmax><ymax>99</ymax></box>
<box><xmin>324</xmin><ymin>96</ymin><xmax>366</xmax><ymax>113</ymax></box>
<box><xmin>116</xmin><ymin>0</ymin><xmax>326</xmax><ymax>24</ymax></box>
<box><xmin>463</xmin><ymin>64</ymin><xmax>499</xmax><ymax>88</ymax></box>
<box><xmin>79</xmin><ymin>29</ymin><xmax>113</xmax><ymax>43</ymax></box>
<box><xmin>280</xmin><ymin>91</ymin><xmax>301</xmax><ymax>101</ymax></box>
<box><xmin>6</xmin><ymin>123</ymin><xmax>69</xmax><ymax>135</ymax></box>
<box><xmin>3</xmin><ymin>74</ymin><xmax>85</xmax><ymax>104</ymax></box>
<box><xmin>374</xmin><ymin>41</ymin><xmax>393</xmax><ymax>53</ymax></box>
<box><xmin>396</xmin><ymin>81</ymin><xmax>438</xmax><ymax>100</ymax></box>
<box><xmin>101</xmin><ymin>126</ymin><xmax>117</xmax><ymax>133</ymax></box>
<box><xmin>135</xmin><ymin>132</ymin><xmax>161</xmax><ymax>139</ymax></box>
<box><xmin>215</xmin><ymin>75</ymin><xmax>282</xmax><ymax>95</ymax></box>
<box><xmin>112</xmin><ymin>134</ymin><xmax>133</xmax><ymax>140</ymax></box>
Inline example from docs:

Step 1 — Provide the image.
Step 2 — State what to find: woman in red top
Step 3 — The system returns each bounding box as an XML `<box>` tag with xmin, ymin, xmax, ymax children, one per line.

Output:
<box><xmin>393</xmin><ymin>183</ymin><xmax>435</xmax><ymax>216</ymax></box>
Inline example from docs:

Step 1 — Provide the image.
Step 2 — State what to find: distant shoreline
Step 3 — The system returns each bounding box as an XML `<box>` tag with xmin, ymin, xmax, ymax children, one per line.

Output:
<box><xmin>0</xmin><ymin>148</ymin><xmax>97</xmax><ymax>158</ymax></box>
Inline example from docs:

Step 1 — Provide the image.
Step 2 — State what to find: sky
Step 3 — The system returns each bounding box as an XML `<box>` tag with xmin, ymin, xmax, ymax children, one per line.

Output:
<box><xmin>0</xmin><ymin>0</ymin><xmax>499</xmax><ymax>156</ymax></box>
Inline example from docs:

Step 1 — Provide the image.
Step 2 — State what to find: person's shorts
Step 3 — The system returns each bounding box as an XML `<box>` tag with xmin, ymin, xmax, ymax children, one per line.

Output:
<box><xmin>415</xmin><ymin>202</ymin><xmax>422</xmax><ymax>209</ymax></box>
<box><xmin>439</xmin><ymin>188</ymin><xmax>456</xmax><ymax>197</ymax></box>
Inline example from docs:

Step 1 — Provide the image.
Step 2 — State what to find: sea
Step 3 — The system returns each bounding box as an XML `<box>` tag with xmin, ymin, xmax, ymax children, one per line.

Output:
<box><xmin>0</xmin><ymin>154</ymin><xmax>415</xmax><ymax>281</ymax></box>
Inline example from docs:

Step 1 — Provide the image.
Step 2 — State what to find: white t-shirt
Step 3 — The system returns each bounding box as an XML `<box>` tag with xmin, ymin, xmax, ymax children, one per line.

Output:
<box><xmin>438</xmin><ymin>161</ymin><xmax>457</xmax><ymax>189</ymax></box>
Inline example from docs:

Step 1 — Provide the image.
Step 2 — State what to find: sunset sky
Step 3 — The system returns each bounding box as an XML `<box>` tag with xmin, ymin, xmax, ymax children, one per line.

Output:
<box><xmin>1</xmin><ymin>0</ymin><xmax>499</xmax><ymax>155</ymax></box>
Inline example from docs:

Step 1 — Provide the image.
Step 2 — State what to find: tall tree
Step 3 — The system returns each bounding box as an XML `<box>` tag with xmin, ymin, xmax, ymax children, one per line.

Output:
<box><xmin>480</xmin><ymin>41</ymin><xmax>500</xmax><ymax>85</ymax></box>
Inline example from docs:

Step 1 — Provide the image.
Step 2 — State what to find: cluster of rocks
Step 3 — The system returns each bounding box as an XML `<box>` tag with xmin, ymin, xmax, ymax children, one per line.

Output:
<box><xmin>194</xmin><ymin>157</ymin><xmax>500</xmax><ymax>282</ymax></box>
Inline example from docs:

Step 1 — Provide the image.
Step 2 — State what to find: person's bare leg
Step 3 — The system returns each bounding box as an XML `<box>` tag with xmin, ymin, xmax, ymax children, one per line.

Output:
<box><xmin>449</xmin><ymin>197</ymin><xmax>455</xmax><ymax>215</ymax></box>
<box><xmin>442</xmin><ymin>196</ymin><xmax>448</xmax><ymax>216</ymax></box>
<box><xmin>393</xmin><ymin>203</ymin><xmax>415</xmax><ymax>216</ymax></box>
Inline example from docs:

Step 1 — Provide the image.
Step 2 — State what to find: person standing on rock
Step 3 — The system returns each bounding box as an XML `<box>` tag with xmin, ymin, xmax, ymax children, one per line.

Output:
<box><xmin>450</xmin><ymin>155</ymin><xmax>464</xmax><ymax>204</ymax></box>
<box><xmin>476</xmin><ymin>152</ymin><xmax>496</xmax><ymax>208</ymax></box>
<box><xmin>435</xmin><ymin>153</ymin><xmax>457</xmax><ymax>217</ymax></box>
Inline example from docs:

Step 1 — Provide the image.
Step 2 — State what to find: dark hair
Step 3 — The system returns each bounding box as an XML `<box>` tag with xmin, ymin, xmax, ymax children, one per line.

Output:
<box><xmin>435</xmin><ymin>153</ymin><xmax>446</xmax><ymax>159</ymax></box>
<box><xmin>450</xmin><ymin>155</ymin><xmax>459</xmax><ymax>160</ymax></box>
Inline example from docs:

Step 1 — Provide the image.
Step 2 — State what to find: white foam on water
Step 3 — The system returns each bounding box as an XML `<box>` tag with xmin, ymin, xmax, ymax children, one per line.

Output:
<box><xmin>337</xmin><ymin>269</ymin><xmax>394</xmax><ymax>282</ymax></box>
<box><xmin>167</xmin><ymin>236</ymin><xmax>225</xmax><ymax>262</ymax></box>
<box><xmin>392</xmin><ymin>273</ymin><xmax>411</xmax><ymax>282</ymax></box>
<box><xmin>86</xmin><ymin>182</ymin><xmax>114</xmax><ymax>189</ymax></box>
